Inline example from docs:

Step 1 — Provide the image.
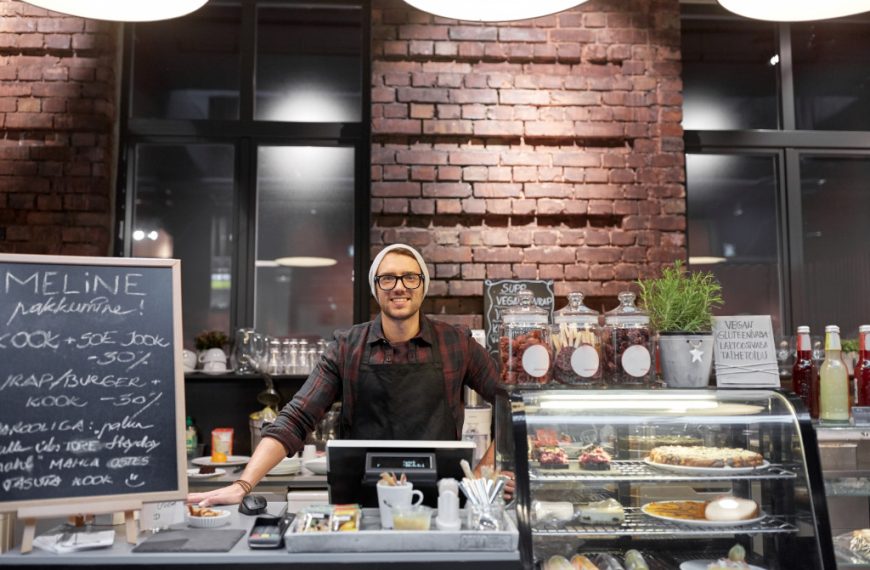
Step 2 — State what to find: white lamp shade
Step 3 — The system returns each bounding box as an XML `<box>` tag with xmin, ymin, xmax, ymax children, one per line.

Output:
<box><xmin>718</xmin><ymin>0</ymin><xmax>870</xmax><ymax>22</ymax></box>
<box><xmin>21</xmin><ymin>0</ymin><xmax>209</xmax><ymax>22</ymax></box>
<box><xmin>402</xmin><ymin>0</ymin><xmax>590</xmax><ymax>22</ymax></box>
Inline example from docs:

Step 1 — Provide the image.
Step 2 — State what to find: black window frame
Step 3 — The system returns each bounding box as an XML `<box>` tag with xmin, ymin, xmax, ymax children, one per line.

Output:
<box><xmin>114</xmin><ymin>0</ymin><xmax>372</xmax><ymax>334</ymax></box>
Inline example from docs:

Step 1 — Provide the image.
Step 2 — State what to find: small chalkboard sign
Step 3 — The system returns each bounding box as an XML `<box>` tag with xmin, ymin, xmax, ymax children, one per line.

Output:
<box><xmin>712</xmin><ymin>315</ymin><xmax>780</xmax><ymax>387</ymax></box>
<box><xmin>483</xmin><ymin>279</ymin><xmax>555</xmax><ymax>360</ymax></box>
<box><xmin>0</xmin><ymin>254</ymin><xmax>186</xmax><ymax>513</ymax></box>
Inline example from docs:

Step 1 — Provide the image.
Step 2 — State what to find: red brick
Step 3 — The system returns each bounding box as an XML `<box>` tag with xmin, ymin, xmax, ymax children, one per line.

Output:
<box><xmin>472</xmin><ymin>247</ymin><xmax>523</xmax><ymax>263</ymax></box>
<box><xmin>422</xmin><ymin>182</ymin><xmax>471</xmax><ymax>198</ymax></box>
<box><xmin>372</xmin><ymin>182</ymin><xmax>420</xmax><ymax>197</ymax></box>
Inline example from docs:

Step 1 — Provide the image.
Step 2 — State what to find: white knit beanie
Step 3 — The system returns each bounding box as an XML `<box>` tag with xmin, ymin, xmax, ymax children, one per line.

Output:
<box><xmin>368</xmin><ymin>244</ymin><xmax>430</xmax><ymax>299</ymax></box>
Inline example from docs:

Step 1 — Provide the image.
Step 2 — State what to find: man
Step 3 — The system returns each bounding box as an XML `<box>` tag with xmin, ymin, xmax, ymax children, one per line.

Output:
<box><xmin>189</xmin><ymin>244</ymin><xmax>507</xmax><ymax>506</ymax></box>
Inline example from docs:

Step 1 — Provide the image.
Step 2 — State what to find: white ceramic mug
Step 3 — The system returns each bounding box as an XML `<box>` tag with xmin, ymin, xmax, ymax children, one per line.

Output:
<box><xmin>376</xmin><ymin>482</ymin><xmax>423</xmax><ymax>529</ymax></box>
<box><xmin>199</xmin><ymin>348</ymin><xmax>227</xmax><ymax>364</ymax></box>
<box><xmin>202</xmin><ymin>361</ymin><xmax>228</xmax><ymax>373</ymax></box>
<box><xmin>182</xmin><ymin>349</ymin><xmax>197</xmax><ymax>371</ymax></box>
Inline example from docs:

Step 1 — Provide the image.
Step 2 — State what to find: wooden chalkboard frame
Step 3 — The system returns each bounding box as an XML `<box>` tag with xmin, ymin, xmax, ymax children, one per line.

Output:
<box><xmin>0</xmin><ymin>254</ymin><xmax>188</xmax><ymax>513</ymax></box>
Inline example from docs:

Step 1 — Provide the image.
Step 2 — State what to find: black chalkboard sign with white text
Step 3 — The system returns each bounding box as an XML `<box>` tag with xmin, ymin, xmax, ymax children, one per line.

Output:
<box><xmin>0</xmin><ymin>254</ymin><xmax>186</xmax><ymax>512</ymax></box>
<box><xmin>483</xmin><ymin>279</ymin><xmax>555</xmax><ymax>360</ymax></box>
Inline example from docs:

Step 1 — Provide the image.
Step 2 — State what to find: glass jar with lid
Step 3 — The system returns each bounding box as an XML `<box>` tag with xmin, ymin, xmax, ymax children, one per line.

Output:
<box><xmin>552</xmin><ymin>292</ymin><xmax>602</xmax><ymax>384</ymax></box>
<box><xmin>498</xmin><ymin>290</ymin><xmax>553</xmax><ymax>384</ymax></box>
<box><xmin>603</xmin><ymin>291</ymin><xmax>652</xmax><ymax>385</ymax></box>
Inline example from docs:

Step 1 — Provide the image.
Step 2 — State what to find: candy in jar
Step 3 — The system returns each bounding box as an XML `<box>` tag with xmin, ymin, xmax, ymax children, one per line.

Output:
<box><xmin>552</xmin><ymin>292</ymin><xmax>602</xmax><ymax>384</ymax></box>
<box><xmin>498</xmin><ymin>290</ymin><xmax>553</xmax><ymax>384</ymax></box>
<box><xmin>602</xmin><ymin>291</ymin><xmax>652</xmax><ymax>385</ymax></box>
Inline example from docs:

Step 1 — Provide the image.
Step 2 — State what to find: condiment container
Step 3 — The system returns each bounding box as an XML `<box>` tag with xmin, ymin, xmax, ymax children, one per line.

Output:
<box><xmin>552</xmin><ymin>292</ymin><xmax>602</xmax><ymax>384</ymax></box>
<box><xmin>498</xmin><ymin>290</ymin><xmax>553</xmax><ymax>384</ymax></box>
<box><xmin>391</xmin><ymin>505</ymin><xmax>433</xmax><ymax>531</ymax></box>
<box><xmin>602</xmin><ymin>291</ymin><xmax>652</xmax><ymax>385</ymax></box>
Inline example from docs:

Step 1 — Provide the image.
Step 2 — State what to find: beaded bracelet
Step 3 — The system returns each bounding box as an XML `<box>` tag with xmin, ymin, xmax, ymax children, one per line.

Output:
<box><xmin>232</xmin><ymin>479</ymin><xmax>253</xmax><ymax>495</ymax></box>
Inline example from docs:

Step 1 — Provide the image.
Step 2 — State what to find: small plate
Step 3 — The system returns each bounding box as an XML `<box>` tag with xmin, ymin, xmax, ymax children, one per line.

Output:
<box><xmin>644</xmin><ymin>458</ymin><xmax>770</xmax><ymax>475</ymax></box>
<box><xmin>641</xmin><ymin>501</ymin><xmax>765</xmax><ymax>527</ymax></box>
<box><xmin>200</xmin><ymin>369</ymin><xmax>229</xmax><ymax>376</ymax></box>
<box><xmin>187</xmin><ymin>467</ymin><xmax>226</xmax><ymax>479</ymax></box>
<box><xmin>303</xmin><ymin>457</ymin><xmax>327</xmax><ymax>475</ymax></box>
<box><xmin>191</xmin><ymin>455</ymin><xmax>251</xmax><ymax>467</ymax></box>
<box><xmin>680</xmin><ymin>561</ymin><xmax>765</xmax><ymax>570</ymax></box>
<box><xmin>187</xmin><ymin>508</ymin><xmax>231</xmax><ymax>528</ymax></box>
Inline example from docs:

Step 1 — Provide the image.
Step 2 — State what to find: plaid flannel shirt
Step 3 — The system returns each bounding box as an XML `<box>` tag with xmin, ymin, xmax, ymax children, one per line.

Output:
<box><xmin>261</xmin><ymin>314</ymin><xmax>499</xmax><ymax>455</ymax></box>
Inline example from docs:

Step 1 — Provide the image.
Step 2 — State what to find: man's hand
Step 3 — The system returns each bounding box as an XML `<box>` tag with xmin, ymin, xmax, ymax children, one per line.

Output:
<box><xmin>501</xmin><ymin>470</ymin><xmax>515</xmax><ymax>502</ymax></box>
<box><xmin>187</xmin><ymin>483</ymin><xmax>246</xmax><ymax>507</ymax></box>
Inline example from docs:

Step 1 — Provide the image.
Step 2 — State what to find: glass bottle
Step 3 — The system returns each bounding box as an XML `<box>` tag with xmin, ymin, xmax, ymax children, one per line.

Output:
<box><xmin>552</xmin><ymin>292</ymin><xmax>602</xmax><ymax>384</ymax></box>
<box><xmin>498</xmin><ymin>290</ymin><xmax>553</xmax><ymax>385</ymax></box>
<box><xmin>603</xmin><ymin>292</ymin><xmax>652</xmax><ymax>385</ymax></box>
<box><xmin>298</xmin><ymin>339</ymin><xmax>310</xmax><ymax>373</ymax></box>
<box><xmin>185</xmin><ymin>416</ymin><xmax>198</xmax><ymax>457</ymax></box>
<box><xmin>820</xmin><ymin>325</ymin><xmax>850</xmax><ymax>423</ymax></box>
<box><xmin>792</xmin><ymin>326</ymin><xmax>818</xmax><ymax>419</ymax></box>
<box><xmin>856</xmin><ymin>325</ymin><xmax>870</xmax><ymax>406</ymax></box>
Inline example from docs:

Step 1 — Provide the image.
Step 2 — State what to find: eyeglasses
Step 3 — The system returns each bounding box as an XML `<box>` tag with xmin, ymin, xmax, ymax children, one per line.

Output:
<box><xmin>375</xmin><ymin>273</ymin><xmax>424</xmax><ymax>291</ymax></box>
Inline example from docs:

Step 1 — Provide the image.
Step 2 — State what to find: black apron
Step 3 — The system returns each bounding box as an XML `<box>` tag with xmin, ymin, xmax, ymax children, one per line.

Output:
<box><xmin>340</xmin><ymin>331</ymin><xmax>456</xmax><ymax>441</ymax></box>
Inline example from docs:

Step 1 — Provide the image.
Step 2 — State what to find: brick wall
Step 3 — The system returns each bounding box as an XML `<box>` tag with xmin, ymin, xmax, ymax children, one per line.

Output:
<box><xmin>0</xmin><ymin>0</ymin><xmax>117</xmax><ymax>255</ymax></box>
<box><xmin>370</xmin><ymin>0</ymin><xmax>685</xmax><ymax>326</ymax></box>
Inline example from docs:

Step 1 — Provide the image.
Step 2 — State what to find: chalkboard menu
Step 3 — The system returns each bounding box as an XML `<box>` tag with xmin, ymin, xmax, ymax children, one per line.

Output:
<box><xmin>483</xmin><ymin>279</ymin><xmax>555</xmax><ymax>360</ymax></box>
<box><xmin>0</xmin><ymin>255</ymin><xmax>186</xmax><ymax>512</ymax></box>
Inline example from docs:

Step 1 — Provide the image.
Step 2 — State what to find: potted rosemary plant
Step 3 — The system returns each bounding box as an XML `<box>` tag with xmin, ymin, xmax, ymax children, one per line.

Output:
<box><xmin>637</xmin><ymin>260</ymin><xmax>724</xmax><ymax>387</ymax></box>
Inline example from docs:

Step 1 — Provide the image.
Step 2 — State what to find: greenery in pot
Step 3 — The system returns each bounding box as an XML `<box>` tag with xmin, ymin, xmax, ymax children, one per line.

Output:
<box><xmin>194</xmin><ymin>330</ymin><xmax>229</xmax><ymax>351</ymax></box>
<box><xmin>637</xmin><ymin>260</ymin><xmax>724</xmax><ymax>333</ymax></box>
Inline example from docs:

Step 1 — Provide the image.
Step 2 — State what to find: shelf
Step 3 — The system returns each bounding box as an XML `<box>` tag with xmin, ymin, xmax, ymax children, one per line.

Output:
<box><xmin>184</xmin><ymin>372</ymin><xmax>310</xmax><ymax>381</ymax></box>
<box><xmin>532</xmin><ymin>509</ymin><xmax>799</xmax><ymax>539</ymax></box>
<box><xmin>529</xmin><ymin>460</ymin><xmax>797</xmax><ymax>483</ymax></box>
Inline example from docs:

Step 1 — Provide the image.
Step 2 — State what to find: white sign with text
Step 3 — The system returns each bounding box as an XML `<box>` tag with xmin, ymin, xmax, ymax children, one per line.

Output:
<box><xmin>712</xmin><ymin>315</ymin><xmax>780</xmax><ymax>387</ymax></box>
<box><xmin>140</xmin><ymin>500</ymin><xmax>185</xmax><ymax>531</ymax></box>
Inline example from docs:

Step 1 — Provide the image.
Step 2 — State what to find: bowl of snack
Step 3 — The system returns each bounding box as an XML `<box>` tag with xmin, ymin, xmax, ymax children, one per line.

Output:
<box><xmin>391</xmin><ymin>505</ymin><xmax>433</xmax><ymax>531</ymax></box>
<box><xmin>187</xmin><ymin>505</ymin><xmax>231</xmax><ymax>528</ymax></box>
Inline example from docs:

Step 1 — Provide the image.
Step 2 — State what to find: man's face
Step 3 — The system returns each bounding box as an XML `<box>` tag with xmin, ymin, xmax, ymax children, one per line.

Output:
<box><xmin>375</xmin><ymin>251</ymin><xmax>425</xmax><ymax>323</ymax></box>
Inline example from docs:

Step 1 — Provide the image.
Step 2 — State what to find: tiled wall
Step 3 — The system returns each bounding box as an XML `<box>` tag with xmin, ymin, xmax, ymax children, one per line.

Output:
<box><xmin>370</xmin><ymin>0</ymin><xmax>685</xmax><ymax>325</ymax></box>
<box><xmin>0</xmin><ymin>0</ymin><xmax>117</xmax><ymax>255</ymax></box>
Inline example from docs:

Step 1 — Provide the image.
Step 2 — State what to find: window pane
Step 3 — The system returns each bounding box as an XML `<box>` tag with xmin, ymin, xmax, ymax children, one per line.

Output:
<box><xmin>255</xmin><ymin>146</ymin><xmax>355</xmax><ymax>338</ymax></box>
<box><xmin>132</xmin><ymin>5</ymin><xmax>241</xmax><ymax>120</ymax></box>
<box><xmin>793</xmin><ymin>22</ymin><xmax>870</xmax><ymax>131</ymax></box>
<box><xmin>686</xmin><ymin>154</ymin><xmax>783</xmax><ymax>333</ymax></box>
<box><xmin>132</xmin><ymin>144</ymin><xmax>235</xmax><ymax>344</ymax></box>
<box><xmin>795</xmin><ymin>155</ymin><xmax>870</xmax><ymax>335</ymax></box>
<box><xmin>256</xmin><ymin>6</ymin><xmax>362</xmax><ymax>122</ymax></box>
<box><xmin>681</xmin><ymin>15</ymin><xmax>779</xmax><ymax>129</ymax></box>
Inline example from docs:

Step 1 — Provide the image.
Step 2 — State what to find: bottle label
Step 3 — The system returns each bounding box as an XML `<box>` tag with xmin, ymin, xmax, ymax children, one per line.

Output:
<box><xmin>825</xmin><ymin>332</ymin><xmax>841</xmax><ymax>351</ymax></box>
<box><xmin>571</xmin><ymin>344</ymin><xmax>600</xmax><ymax>378</ymax></box>
<box><xmin>797</xmin><ymin>333</ymin><xmax>811</xmax><ymax>352</ymax></box>
<box><xmin>864</xmin><ymin>333</ymin><xmax>870</xmax><ymax>352</ymax></box>
<box><xmin>621</xmin><ymin>345</ymin><xmax>651</xmax><ymax>377</ymax></box>
<box><xmin>522</xmin><ymin>344</ymin><xmax>551</xmax><ymax>377</ymax></box>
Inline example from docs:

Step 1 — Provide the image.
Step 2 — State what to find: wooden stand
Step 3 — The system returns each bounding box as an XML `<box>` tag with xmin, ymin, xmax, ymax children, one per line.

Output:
<box><xmin>16</xmin><ymin>500</ymin><xmax>142</xmax><ymax>554</ymax></box>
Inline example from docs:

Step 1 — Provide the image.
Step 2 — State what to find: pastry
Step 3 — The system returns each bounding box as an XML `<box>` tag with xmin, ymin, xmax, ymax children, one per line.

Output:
<box><xmin>705</xmin><ymin>496</ymin><xmax>759</xmax><ymax>521</ymax></box>
<box><xmin>578</xmin><ymin>444</ymin><xmax>612</xmax><ymax>471</ymax></box>
<box><xmin>187</xmin><ymin>505</ymin><xmax>222</xmax><ymax>517</ymax></box>
<box><xmin>624</xmin><ymin>550</ymin><xmax>649</xmax><ymax>570</ymax></box>
<box><xmin>532</xmin><ymin>500</ymin><xmax>575</xmax><ymax>522</ymax></box>
<box><xmin>538</xmin><ymin>446</ymin><xmax>570</xmax><ymax>468</ymax></box>
<box><xmin>576</xmin><ymin>498</ymin><xmax>625</xmax><ymax>525</ymax></box>
<box><xmin>544</xmin><ymin>556</ymin><xmax>574</xmax><ymax>570</ymax></box>
<box><xmin>850</xmin><ymin>529</ymin><xmax>870</xmax><ymax>559</ymax></box>
<box><xmin>648</xmin><ymin>445</ymin><xmax>763</xmax><ymax>468</ymax></box>
<box><xmin>198</xmin><ymin>465</ymin><xmax>216</xmax><ymax>475</ymax></box>
<box><xmin>570</xmin><ymin>554</ymin><xmax>600</xmax><ymax>570</ymax></box>
<box><xmin>643</xmin><ymin>500</ymin><xmax>707</xmax><ymax>521</ymax></box>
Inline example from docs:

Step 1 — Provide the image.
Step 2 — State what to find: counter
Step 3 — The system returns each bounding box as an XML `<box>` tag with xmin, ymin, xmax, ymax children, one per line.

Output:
<box><xmin>0</xmin><ymin>502</ymin><xmax>521</xmax><ymax>569</ymax></box>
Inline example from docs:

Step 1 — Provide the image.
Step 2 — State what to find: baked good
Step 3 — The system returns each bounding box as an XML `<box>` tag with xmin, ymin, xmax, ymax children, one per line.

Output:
<box><xmin>544</xmin><ymin>556</ymin><xmax>574</xmax><ymax>570</ymax></box>
<box><xmin>578</xmin><ymin>445</ymin><xmax>611</xmax><ymax>471</ymax></box>
<box><xmin>538</xmin><ymin>446</ymin><xmax>569</xmax><ymax>468</ymax></box>
<box><xmin>705</xmin><ymin>496</ymin><xmax>758</xmax><ymax>521</ymax></box>
<box><xmin>624</xmin><ymin>549</ymin><xmax>649</xmax><ymax>570</ymax></box>
<box><xmin>198</xmin><ymin>465</ymin><xmax>216</xmax><ymax>475</ymax></box>
<box><xmin>532</xmin><ymin>500</ymin><xmax>575</xmax><ymax>522</ymax></box>
<box><xmin>570</xmin><ymin>554</ymin><xmax>600</xmax><ymax>570</ymax></box>
<box><xmin>576</xmin><ymin>498</ymin><xmax>625</xmax><ymax>525</ymax></box>
<box><xmin>850</xmin><ymin>529</ymin><xmax>870</xmax><ymax>559</ymax></box>
<box><xmin>648</xmin><ymin>445</ymin><xmax>763</xmax><ymax>468</ymax></box>
<box><xmin>707</xmin><ymin>544</ymin><xmax>750</xmax><ymax>569</ymax></box>
<box><xmin>187</xmin><ymin>505</ymin><xmax>222</xmax><ymax>517</ymax></box>
<box><xmin>643</xmin><ymin>500</ymin><xmax>707</xmax><ymax>521</ymax></box>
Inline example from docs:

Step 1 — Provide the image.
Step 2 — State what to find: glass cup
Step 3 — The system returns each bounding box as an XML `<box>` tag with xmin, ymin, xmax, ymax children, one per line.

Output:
<box><xmin>467</xmin><ymin>502</ymin><xmax>505</xmax><ymax>531</ymax></box>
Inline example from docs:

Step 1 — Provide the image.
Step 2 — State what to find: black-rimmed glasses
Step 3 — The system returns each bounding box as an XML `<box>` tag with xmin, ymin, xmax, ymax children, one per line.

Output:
<box><xmin>375</xmin><ymin>273</ymin><xmax>423</xmax><ymax>291</ymax></box>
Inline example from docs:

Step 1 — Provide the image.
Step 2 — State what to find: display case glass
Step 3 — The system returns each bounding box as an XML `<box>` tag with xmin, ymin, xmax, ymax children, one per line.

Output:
<box><xmin>494</xmin><ymin>388</ymin><xmax>836</xmax><ymax>569</ymax></box>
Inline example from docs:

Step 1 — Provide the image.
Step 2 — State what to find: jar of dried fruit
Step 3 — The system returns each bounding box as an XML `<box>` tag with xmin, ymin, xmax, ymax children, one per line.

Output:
<box><xmin>498</xmin><ymin>290</ymin><xmax>553</xmax><ymax>385</ymax></box>
<box><xmin>602</xmin><ymin>291</ymin><xmax>652</xmax><ymax>385</ymax></box>
<box><xmin>552</xmin><ymin>292</ymin><xmax>602</xmax><ymax>384</ymax></box>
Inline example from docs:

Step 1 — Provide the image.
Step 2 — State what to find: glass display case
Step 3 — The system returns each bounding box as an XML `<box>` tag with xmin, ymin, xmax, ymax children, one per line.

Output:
<box><xmin>493</xmin><ymin>388</ymin><xmax>836</xmax><ymax>569</ymax></box>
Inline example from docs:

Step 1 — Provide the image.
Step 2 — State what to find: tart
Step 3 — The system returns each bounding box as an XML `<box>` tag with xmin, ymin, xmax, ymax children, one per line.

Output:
<box><xmin>537</xmin><ymin>446</ymin><xmax>569</xmax><ymax>468</ymax></box>
<box><xmin>648</xmin><ymin>445</ymin><xmax>763</xmax><ymax>468</ymax></box>
<box><xmin>578</xmin><ymin>444</ymin><xmax>611</xmax><ymax>471</ymax></box>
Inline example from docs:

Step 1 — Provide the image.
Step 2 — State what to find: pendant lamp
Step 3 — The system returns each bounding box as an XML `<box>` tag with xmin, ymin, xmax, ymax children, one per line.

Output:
<box><xmin>718</xmin><ymin>0</ymin><xmax>870</xmax><ymax>22</ymax></box>
<box><xmin>402</xmin><ymin>0</ymin><xmax>590</xmax><ymax>22</ymax></box>
<box><xmin>20</xmin><ymin>0</ymin><xmax>209</xmax><ymax>22</ymax></box>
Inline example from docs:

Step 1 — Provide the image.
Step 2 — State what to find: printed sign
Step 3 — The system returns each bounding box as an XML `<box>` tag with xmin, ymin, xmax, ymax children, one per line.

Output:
<box><xmin>712</xmin><ymin>315</ymin><xmax>780</xmax><ymax>387</ymax></box>
<box><xmin>0</xmin><ymin>254</ymin><xmax>187</xmax><ymax>511</ymax></box>
<box><xmin>483</xmin><ymin>279</ymin><xmax>554</xmax><ymax>360</ymax></box>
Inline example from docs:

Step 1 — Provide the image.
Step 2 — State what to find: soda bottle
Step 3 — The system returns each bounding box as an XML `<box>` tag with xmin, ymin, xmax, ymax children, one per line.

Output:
<box><xmin>856</xmin><ymin>325</ymin><xmax>870</xmax><ymax>406</ymax></box>
<box><xmin>185</xmin><ymin>416</ymin><xmax>198</xmax><ymax>456</ymax></box>
<box><xmin>792</xmin><ymin>326</ymin><xmax>818</xmax><ymax>419</ymax></box>
<box><xmin>820</xmin><ymin>325</ymin><xmax>850</xmax><ymax>423</ymax></box>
